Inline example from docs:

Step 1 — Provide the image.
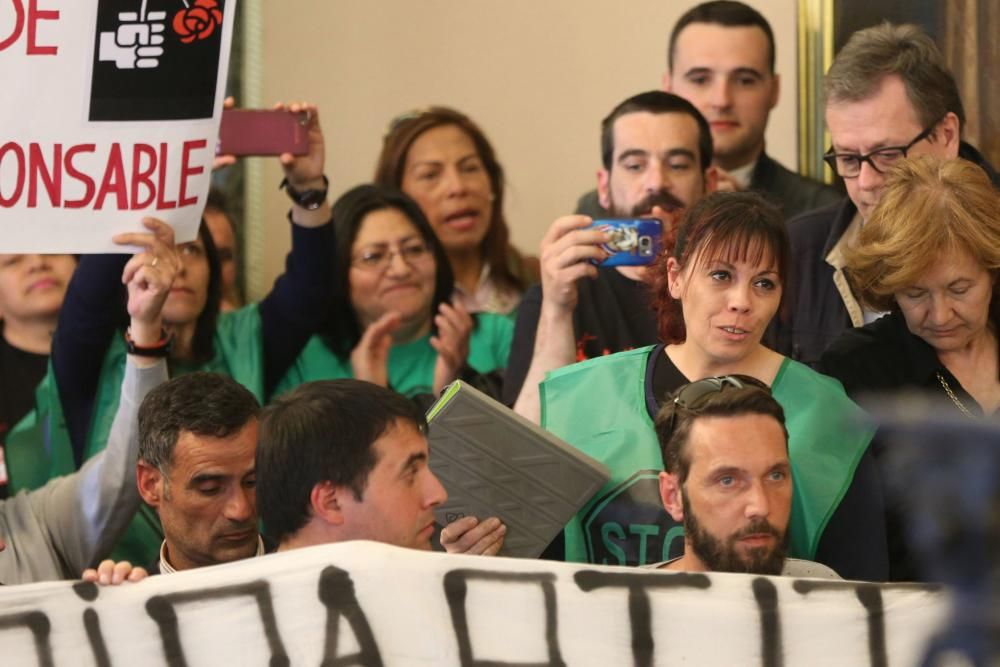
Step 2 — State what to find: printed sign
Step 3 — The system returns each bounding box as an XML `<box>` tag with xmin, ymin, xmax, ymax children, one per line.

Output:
<box><xmin>0</xmin><ymin>541</ymin><xmax>949</xmax><ymax>665</ymax></box>
<box><xmin>0</xmin><ymin>0</ymin><xmax>236</xmax><ymax>252</ymax></box>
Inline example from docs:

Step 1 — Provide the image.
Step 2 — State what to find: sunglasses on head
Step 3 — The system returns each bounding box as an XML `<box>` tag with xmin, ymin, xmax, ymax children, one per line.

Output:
<box><xmin>665</xmin><ymin>374</ymin><xmax>771</xmax><ymax>436</ymax></box>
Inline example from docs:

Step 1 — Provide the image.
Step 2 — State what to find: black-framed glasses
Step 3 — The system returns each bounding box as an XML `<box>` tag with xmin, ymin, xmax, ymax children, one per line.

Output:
<box><xmin>822</xmin><ymin>120</ymin><xmax>940</xmax><ymax>178</ymax></box>
<box><xmin>665</xmin><ymin>374</ymin><xmax>771</xmax><ymax>436</ymax></box>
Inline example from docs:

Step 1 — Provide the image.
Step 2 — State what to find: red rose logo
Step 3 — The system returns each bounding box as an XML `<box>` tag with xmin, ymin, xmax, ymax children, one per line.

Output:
<box><xmin>173</xmin><ymin>0</ymin><xmax>224</xmax><ymax>44</ymax></box>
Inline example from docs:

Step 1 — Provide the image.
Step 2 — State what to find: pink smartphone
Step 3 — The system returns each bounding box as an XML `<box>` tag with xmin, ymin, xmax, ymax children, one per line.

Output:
<box><xmin>217</xmin><ymin>109</ymin><xmax>309</xmax><ymax>156</ymax></box>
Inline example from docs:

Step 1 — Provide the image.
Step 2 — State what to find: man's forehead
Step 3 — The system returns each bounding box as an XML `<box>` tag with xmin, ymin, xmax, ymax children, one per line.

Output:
<box><xmin>686</xmin><ymin>414</ymin><xmax>788</xmax><ymax>471</ymax></box>
<box><xmin>371</xmin><ymin>420</ymin><xmax>428</xmax><ymax>470</ymax></box>
<box><xmin>825</xmin><ymin>75</ymin><xmax>923</xmax><ymax>149</ymax></box>
<box><xmin>171</xmin><ymin>422</ymin><xmax>258</xmax><ymax>474</ymax></box>
<box><xmin>672</xmin><ymin>22</ymin><xmax>771</xmax><ymax>74</ymax></box>
<box><xmin>612</xmin><ymin>111</ymin><xmax>699</xmax><ymax>157</ymax></box>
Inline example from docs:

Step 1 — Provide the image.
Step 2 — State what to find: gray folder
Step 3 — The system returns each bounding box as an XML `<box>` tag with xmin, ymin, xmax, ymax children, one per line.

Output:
<box><xmin>426</xmin><ymin>381</ymin><xmax>610</xmax><ymax>558</ymax></box>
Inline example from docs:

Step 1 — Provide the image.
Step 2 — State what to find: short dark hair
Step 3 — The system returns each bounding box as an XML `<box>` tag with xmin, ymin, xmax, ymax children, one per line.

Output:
<box><xmin>824</xmin><ymin>22</ymin><xmax>965</xmax><ymax>133</ymax></box>
<box><xmin>669</xmin><ymin>1</ymin><xmax>776</xmax><ymax>73</ymax></box>
<box><xmin>601</xmin><ymin>91</ymin><xmax>713</xmax><ymax>171</ymax></box>
<box><xmin>256</xmin><ymin>379</ymin><xmax>427</xmax><ymax>543</ymax></box>
<box><xmin>138</xmin><ymin>372</ymin><xmax>261</xmax><ymax>471</ymax></box>
<box><xmin>321</xmin><ymin>184</ymin><xmax>453</xmax><ymax>358</ymax></box>
<box><xmin>655</xmin><ymin>381</ymin><xmax>787</xmax><ymax>484</ymax></box>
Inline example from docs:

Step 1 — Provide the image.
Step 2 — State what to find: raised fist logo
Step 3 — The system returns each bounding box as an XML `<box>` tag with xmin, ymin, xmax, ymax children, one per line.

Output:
<box><xmin>173</xmin><ymin>0</ymin><xmax>224</xmax><ymax>44</ymax></box>
<box><xmin>97</xmin><ymin>9</ymin><xmax>167</xmax><ymax>69</ymax></box>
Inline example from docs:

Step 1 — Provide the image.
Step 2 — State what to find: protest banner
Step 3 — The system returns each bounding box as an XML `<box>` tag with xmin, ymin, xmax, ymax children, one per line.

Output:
<box><xmin>0</xmin><ymin>541</ymin><xmax>949</xmax><ymax>666</ymax></box>
<box><xmin>0</xmin><ymin>0</ymin><xmax>235</xmax><ymax>252</ymax></box>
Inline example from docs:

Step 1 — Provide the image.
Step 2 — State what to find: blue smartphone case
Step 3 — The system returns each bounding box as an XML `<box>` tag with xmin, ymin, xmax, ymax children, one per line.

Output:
<box><xmin>590</xmin><ymin>218</ymin><xmax>663</xmax><ymax>266</ymax></box>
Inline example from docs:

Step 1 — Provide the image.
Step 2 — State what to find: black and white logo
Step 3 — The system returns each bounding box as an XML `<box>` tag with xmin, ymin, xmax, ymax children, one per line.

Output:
<box><xmin>89</xmin><ymin>0</ymin><xmax>226</xmax><ymax>121</ymax></box>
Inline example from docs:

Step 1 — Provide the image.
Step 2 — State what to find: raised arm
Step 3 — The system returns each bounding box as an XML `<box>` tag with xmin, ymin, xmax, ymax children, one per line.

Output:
<box><xmin>257</xmin><ymin>102</ymin><xmax>335</xmax><ymax>396</ymax></box>
<box><xmin>21</xmin><ymin>233</ymin><xmax>178</xmax><ymax>581</ymax></box>
<box><xmin>510</xmin><ymin>215</ymin><xmax>608</xmax><ymax>423</ymax></box>
<box><xmin>51</xmin><ymin>253</ymin><xmax>130</xmax><ymax>464</ymax></box>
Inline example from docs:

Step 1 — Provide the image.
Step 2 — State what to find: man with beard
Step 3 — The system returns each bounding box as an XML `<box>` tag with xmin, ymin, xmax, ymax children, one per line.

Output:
<box><xmin>136</xmin><ymin>372</ymin><xmax>263</xmax><ymax>574</ymax></box>
<box><xmin>505</xmin><ymin>91</ymin><xmax>716</xmax><ymax>422</ymax></box>
<box><xmin>577</xmin><ymin>2</ymin><xmax>839</xmax><ymax>221</ymax></box>
<box><xmin>653</xmin><ymin>376</ymin><xmax>837</xmax><ymax>577</ymax></box>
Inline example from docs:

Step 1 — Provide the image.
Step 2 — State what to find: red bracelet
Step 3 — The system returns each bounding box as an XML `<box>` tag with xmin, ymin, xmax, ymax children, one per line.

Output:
<box><xmin>124</xmin><ymin>327</ymin><xmax>173</xmax><ymax>358</ymax></box>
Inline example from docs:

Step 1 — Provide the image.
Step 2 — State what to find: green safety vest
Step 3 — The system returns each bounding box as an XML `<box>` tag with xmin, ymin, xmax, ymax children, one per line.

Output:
<box><xmin>273</xmin><ymin>312</ymin><xmax>514</xmax><ymax>398</ymax></box>
<box><xmin>540</xmin><ymin>345</ymin><xmax>874</xmax><ymax>565</ymax></box>
<box><xmin>5</xmin><ymin>305</ymin><xmax>265</xmax><ymax>566</ymax></box>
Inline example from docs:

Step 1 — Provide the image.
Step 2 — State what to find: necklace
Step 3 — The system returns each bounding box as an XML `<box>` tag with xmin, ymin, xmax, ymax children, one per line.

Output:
<box><xmin>936</xmin><ymin>372</ymin><xmax>975</xmax><ymax>418</ymax></box>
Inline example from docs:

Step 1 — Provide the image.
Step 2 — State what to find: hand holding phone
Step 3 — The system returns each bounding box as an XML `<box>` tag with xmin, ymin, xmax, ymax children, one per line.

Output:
<box><xmin>217</xmin><ymin>108</ymin><xmax>309</xmax><ymax>157</ymax></box>
<box><xmin>589</xmin><ymin>218</ymin><xmax>663</xmax><ymax>266</ymax></box>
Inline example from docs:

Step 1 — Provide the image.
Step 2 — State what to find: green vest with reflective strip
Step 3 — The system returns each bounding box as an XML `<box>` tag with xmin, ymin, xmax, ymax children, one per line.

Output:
<box><xmin>540</xmin><ymin>346</ymin><xmax>874</xmax><ymax>564</ymax></box>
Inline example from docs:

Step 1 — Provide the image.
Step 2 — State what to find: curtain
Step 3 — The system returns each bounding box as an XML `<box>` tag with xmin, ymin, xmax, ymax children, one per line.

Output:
<box><xmin>942</xmin><ymin>1</ymin><xmax>1000</xmax><ymax>169</ymax></box>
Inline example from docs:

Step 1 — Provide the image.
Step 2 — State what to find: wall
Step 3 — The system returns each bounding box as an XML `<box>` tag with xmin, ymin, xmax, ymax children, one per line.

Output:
<box><xmin>250</xmin><ymin>0</ymin><xmax>800</xmax><ymax>293</ymax></box>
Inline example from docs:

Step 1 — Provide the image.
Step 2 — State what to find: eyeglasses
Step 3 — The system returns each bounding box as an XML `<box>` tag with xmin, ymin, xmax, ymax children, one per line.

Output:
<box><xmin>351</xmin><ymin>241</ymin><xmax>432</xmax><ymax>272</ymax></box>
<box><xmin>822</xmin><ymin>120</ymin><xmax>940</xmax><ymax>178</ymax></box>
<box><xmin>664</xmin><ymin>374</ymin><xmax>771</xmax><ymax>437</ymax></box>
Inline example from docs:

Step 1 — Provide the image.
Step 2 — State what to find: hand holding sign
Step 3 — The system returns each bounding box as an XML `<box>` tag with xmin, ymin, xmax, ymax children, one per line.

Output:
<box><xmin>114</xmin><ymin>218</ymin><xmax>180</xmax><ymax>343</ymax></box>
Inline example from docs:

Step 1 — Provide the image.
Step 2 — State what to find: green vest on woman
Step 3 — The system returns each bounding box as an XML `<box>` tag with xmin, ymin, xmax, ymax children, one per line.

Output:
<box><xmin>540</xmin><ymin>346</ymin><xmax>875</xmax><ymax>565</ymax></box>
<box><xmin>274</xmin><ymin>312</ymin><xmax>514</xmax><ymax>398</ymax></box>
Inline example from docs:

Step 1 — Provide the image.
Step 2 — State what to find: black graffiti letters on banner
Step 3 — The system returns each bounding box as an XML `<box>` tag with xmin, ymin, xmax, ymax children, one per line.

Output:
<box><xmin>89</xmin><ymin>0</ymin><xmax>226</xmax><ymax>121</ymax></box>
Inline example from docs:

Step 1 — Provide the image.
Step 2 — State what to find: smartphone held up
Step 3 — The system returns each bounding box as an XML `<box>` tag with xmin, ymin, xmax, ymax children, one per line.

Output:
<box><xmin>217</xmin><ymin>108</ymin><xmax>309</xmax><ymax>157</ymax></box>
<box><xmin>589</xmin><ymin>218</ymin><xmax>662</xmax><ymax>267</ymax></box>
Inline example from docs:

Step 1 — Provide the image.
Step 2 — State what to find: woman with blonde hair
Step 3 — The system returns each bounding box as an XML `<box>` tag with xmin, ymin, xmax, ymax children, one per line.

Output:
<box><xmin>821</xmin><ymin>155</ymin><xmax>1000</xmax><ymax>416</ymax></box>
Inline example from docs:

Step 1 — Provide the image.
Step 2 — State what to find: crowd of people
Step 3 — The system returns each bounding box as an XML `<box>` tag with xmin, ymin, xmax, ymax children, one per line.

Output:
<box><xmin>1</xmin><ymin>1</ymin><xmax>998</xmax><ymax>596</ymax></box>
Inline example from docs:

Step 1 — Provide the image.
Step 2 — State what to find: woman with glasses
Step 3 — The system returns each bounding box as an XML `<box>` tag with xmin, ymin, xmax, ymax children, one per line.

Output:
<box><xmin>374</xmin><ymin>107</ymin><xmax>538</xmax><ymax>316</ymax></box>
<box><xmin>819</xmin><ymin>156</ymin><xmax>1000</xmax><ymax>580</ymax></box>
<box><xmin>539</xmin><ymin>191</ymin><xmax>886</xmax><ymax>581</ymax></box>
<box><xmin>273</xmin><ymin>184</ymin><xmax>513</xmax><ymax>401</ymax></box>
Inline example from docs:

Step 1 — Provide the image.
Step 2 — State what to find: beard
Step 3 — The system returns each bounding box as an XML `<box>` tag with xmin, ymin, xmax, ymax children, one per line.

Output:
<box><xmin>608</xmin><ymin>188</ymin><xmax>686</xmax><ymax>217</ymax></box>
<box><xmin>682</xmin><ymin>494</ymin><xmax>788</xmax><ymax>575</ymax></box>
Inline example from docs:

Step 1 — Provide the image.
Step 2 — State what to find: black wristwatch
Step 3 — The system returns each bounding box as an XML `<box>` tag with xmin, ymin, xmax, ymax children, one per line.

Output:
<box><xmin>280</xmin><ymin>175</ymin><xmax>328</xmax><ymax>210</ymax></box>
